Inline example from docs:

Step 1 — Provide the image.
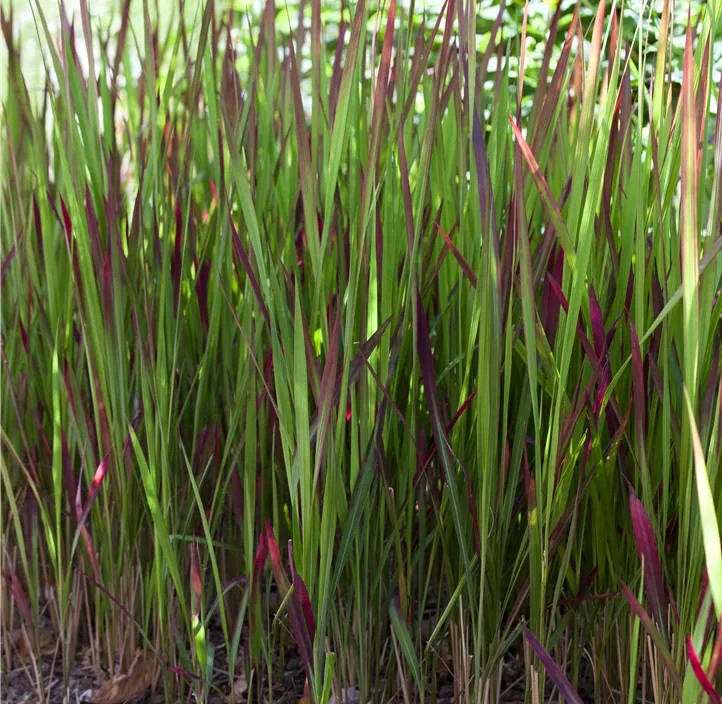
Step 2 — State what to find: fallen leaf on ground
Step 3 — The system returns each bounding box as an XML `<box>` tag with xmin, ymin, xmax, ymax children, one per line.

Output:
<box><xmin>14</xmin><ymin>627</ymin><xmax>57</xmax><ymax>662</ymax></box>
<box><xmin>233</xmin><ymin>664</ymin><xmax>247</xmax><ymax>700</ymax></box>
<box><xmin>0</xmin><ymin>628</ymin><xmax>22</xmax><ymax>654</ymax></box>
<box><xmin>91</xmin><ymin>648</ymin><xmax>157</xmax><ymax>704</ymax></box>
<box><xmin>296</xmin><ymin>679</ymin><xmax>312</xmax><ymax>704</ymax></box>
<box><xmin>329</xmin><ymin>687</ymin><xmax>360</xmax><ymax>704</ymax></box>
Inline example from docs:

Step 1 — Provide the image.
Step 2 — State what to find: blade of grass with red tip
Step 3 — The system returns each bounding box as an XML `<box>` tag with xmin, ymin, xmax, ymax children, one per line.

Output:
<box><xmin>508</xmin><ymin>117</ymin><xmax>575</xmax><ymax>269</ymax></box>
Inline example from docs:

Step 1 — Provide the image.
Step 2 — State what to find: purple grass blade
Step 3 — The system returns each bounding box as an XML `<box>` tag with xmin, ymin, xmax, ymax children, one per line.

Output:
<box><xmin>620</xmin><ymin>581</ymin><xmax>682</xmax><ymax>693</ymax></box>
<box><xmin>230</xmin><ymin>469</ymin><xmax>243</xmax><ymax>525</ymax></box>
<box><xmin>61</xmin><ymin>431</ymin><xmax>80</xmax><ymax>521</ymax></box>
<box><xmin>85</xmin><ymin>186</ymin><xmax>104</xmax><ymax>273</ymax></box>
<box><xmin>314</xmin><ymin>299</ymin><xmax>342</xmax><ymax>485</ymax></box>
<box><xmin>221</xmin><ymin>19</ymin><xmax>243</xmax><ymax>127</ymax></box>
<box><xmin>420</xmin><ymin>389</ymin><xmax>477</xmax><ymax>469</ymax></box>
<box><xmin>545</xmin><ymin>274</ymin><xmax>598</xmax><ymax>366</ymax></box>
<box><xmin>102</xmin><ymin>246</ymin><xmax>113</xmax><ymax>327</ymax></box>
<box><xmin>288</xmin><ymin>541</ymin><xmax>316</xmax><ymax>642</ymax></box>
<box><xmin>521</xmin><ymin>623</ymin><xmax>584</xmax><ymax>704</ymax></box>
<box><xmin>589</xmin><ymin>286</ymin><xmax>606</xmax><ymax>357</ymax></box>
<box><xmin>172</xmin><ymin>202</ymin><xmax>183</xmax><ymax>316</ymax></box>
<box><xmin>3</xmin><ymin>563</ymin><xmax>34</xmax><ymax>624</ymax></box>
<box><xmin>57</xmin><ymin>195</ymin><xmax>83</xmax><ymax>291</ymax></box>
<box><xmin>0</xmin><ymin>231</ymin><xmax>21</xmax><ymax>283</ymax></box>
<box><xmin>229</xmin><ymin>202</ymin><xmax>271</xmax><ymax>327</ymax></box>
<box><xmin>434</xmin><ymin>220</ymin><xmax>477</xmax><ymax>288</ymax></box>
<box><xmin>629</xmin><ymin>487</ymin><xmax>668</xmax><ymax>638</ymax></box>
<box><xmin>540</xmin><ymin>245</ymin><xmax>563</xmax><ymax>345</ymax></box>
<box><xmin>32</xmin><ymin>195</ymin><xmax>44</xmax><ymax>261</ymax></box>
<box><xmin>398</xmin><ymin>124</ymin><xmax>415</xmax><ymax>253</ymax></box>
<box><xmin>195</xmin><ymin>260</ymin><xmax>210</xmax><ymax>336</ymax></box>
<box><xmin>416</xmin><ymin>285</ymin><xmax>481</xmax><ymax>560</ymax></box>
<box><xmin>629</xmin><ymin>319</ymin><xmax>647</xmax><ymax>439</ymax></box>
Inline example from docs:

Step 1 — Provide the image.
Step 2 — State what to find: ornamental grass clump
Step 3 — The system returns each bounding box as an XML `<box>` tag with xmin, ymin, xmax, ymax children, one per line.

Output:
<box><xmin>2</xmin><ymin>0</ymin><xmax>722</xmax><ymax>702</ymax></box>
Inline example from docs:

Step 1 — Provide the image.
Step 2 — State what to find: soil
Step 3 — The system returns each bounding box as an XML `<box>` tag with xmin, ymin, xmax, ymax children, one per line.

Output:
<box><xmin>1</xmin><ymin>653</ymin><xmax>595</xmax><ymax>703</ymax></box>
<box><xmin>2</xmin><ymin>617</ymin><xmax>595</xmax><ymax>703</ymax></box>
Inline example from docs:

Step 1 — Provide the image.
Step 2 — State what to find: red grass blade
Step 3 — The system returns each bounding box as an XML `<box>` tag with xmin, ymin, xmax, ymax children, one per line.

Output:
<box><xmin>508</xmin><ymin>117</ymin><xmax>575</xmax><ymax>265</ymax></box>
<box><xmin>190</xmin><ymin>539</ymin><xmax>202</xmax><ymax>618</ymax></box>
<box><xmin>686</xmin><ymin>635</ymin><xmax>722</xmax><ymax>704</ymax></box>
<box><xmin>252</xmin><ymin>529</ymin><xmax>268</xmax><ymax>600</ymax></box>
<box><xmin>265</xmin><ymin>523</ymin><xmax>314</xmax><ymax>677</ymax></box>
<box><xmin>75</xmin><ymin>455</ymin><xmax>108</xmax><ymax>530</ymax></box>
<box><xmin>709</xmin><ymin>616</ymin><xmax>722</xmax><ymax>682</ymax></box>
<box><xmin>434</xmin><ymin>220</ymin><xmax>477</xmax><ymax>288</ymax></box>
<box><xmin>681</xmin><ymin>13</ymin><xmax>699</xmax><ymax>395</ymax></box>
<box><xmin>288</xmin><ymin>541</ymin><xmax>315</xmax><ymax>677</ymax></box>
<box><xmin>529</xmin><ymin>6</ymin><xmax>577</xmax><ymax>152</ymax></box>
<box><xmin>264</xmin><ymin>521</ymin><xmax>290</xmax><ymax>595</ymax></box>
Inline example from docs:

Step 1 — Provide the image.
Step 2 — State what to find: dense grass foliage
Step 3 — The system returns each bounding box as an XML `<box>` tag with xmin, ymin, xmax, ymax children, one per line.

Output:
<box><xmin>3</xmin><ymin>0</ymin><xmax>722</xmax><ymax>702</ymax></box>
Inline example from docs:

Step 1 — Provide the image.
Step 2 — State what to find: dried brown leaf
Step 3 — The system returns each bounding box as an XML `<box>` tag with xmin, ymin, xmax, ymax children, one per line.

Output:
<box><xmin>14</xmin><ymin>627</ymin><xmax>56</xmax><ymax>662</ymax></box>
<box><xmin>233</xmin><ymin>663</ymin><xmax>248</xmax><ymax>700</ymax></box>
<box><xmin>91</xmin><ymin>648</ymin><xmax>157</xmax><ymax>704</ymax></box>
